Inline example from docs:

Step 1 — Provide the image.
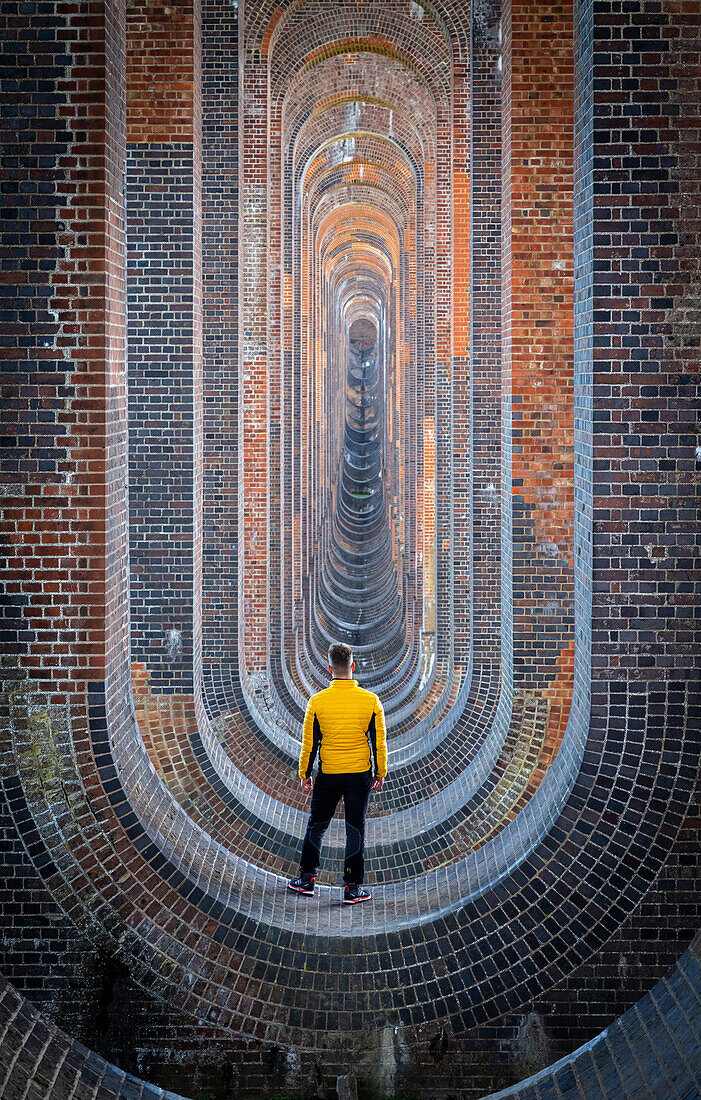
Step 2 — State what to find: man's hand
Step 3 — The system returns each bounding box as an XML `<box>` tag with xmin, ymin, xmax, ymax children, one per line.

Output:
<box><xmin>371</xmin><ymin>775</ymin><xmax>385</xmax><ymax>792</ymax></box>
<box><xmin>300</xmin><ymin>776</ymin><xmax>313</xmax><ymax>794</ymax></box>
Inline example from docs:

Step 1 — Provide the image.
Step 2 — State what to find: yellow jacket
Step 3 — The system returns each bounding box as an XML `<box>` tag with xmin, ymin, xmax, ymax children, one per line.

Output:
<box><xmin>298</xmin><ymin>679</ymin><xmax>388</xmax><ymax>778</ymax></box>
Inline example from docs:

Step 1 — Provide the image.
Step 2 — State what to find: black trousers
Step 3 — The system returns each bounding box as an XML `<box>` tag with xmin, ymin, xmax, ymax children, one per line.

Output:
<box><xmin>299</xmin><ymin>769</ymin><xmax>373</xmax><ymax>884</ymax></box>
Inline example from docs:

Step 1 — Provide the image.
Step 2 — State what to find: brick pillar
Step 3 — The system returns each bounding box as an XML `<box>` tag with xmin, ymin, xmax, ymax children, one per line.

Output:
<box><xmin>452</xmin><ymin>55</ymin><xmax>472</xmax><ymax>672</ymax></box>
<box><xmin>0</xmin><ymin>0</ymin><xmax>128</xmax><ymax>703</ymax></box>
<box><xmin>501</xmin><ymin>0</ymin><xmax>575</xmax><ymax>749</ymax></box>
<box><xmin>239</xmin><ymin>57</ymin><xmax>269</xmax><ymax>677</ymax></box>
<box><xmin>434</xmin><ymin>119</ymin><xmax>453</xmax><ymax>665</ymax></box>
<box><xmin>200</xmin><ymin>0</ymin><xmax>239</xmax><ymax>690</ymax></box>
<box><xmin>584</xmin><ymin>0</ymin><xmax>701</xmax><ymax>684</ymax></box>
<box><xmin>469</xmin><ymin>4</ymin><xmax>502</xmax><ymax>668</ymax></box>
<box><xmin>126</xmin><ymin>0</ymin><xmax>203</xmax><ymax>694</ymax></box>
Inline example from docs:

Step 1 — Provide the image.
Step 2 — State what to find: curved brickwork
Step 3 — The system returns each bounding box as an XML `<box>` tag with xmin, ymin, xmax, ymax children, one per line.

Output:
<box><xmin>0</xmin><ymin>973</ymin><xmax>189</xmax><ymax>1100</ymax></box>
<box><xmin>484</xmin><ymin>934</ymin><xmax>701</xmax><ymax>1100</ymax></box>
<box><xmin>1</xmin><ymin>0</ymin><xmax>699</xmax><ymax>1097</ymax></box>
<box><xmin>2</xmin><ymin>934</ymin><xmax>699</xmax><ymax>1100</ymax></box>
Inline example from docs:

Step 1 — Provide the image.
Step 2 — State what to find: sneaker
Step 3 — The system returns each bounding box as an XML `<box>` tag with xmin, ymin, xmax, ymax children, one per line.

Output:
<box><xmin>343</xmin><ymin>883</ymin><xmax>371</xmax><ymax>904</ymax></box>
<box><xmin>288</xmin><ymin>874</ymin><xmax>315</xmax><ymax>896</ymax></box>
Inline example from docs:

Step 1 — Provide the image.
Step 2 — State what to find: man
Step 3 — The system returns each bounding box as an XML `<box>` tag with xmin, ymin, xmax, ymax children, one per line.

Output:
<box><xmin>288</xmin><ymin>641</ymin><xmax>388</xmax><ymax>904</ymax></box>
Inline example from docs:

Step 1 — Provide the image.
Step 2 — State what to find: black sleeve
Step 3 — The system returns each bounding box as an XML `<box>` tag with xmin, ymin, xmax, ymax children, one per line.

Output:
<box><xmin>305</xmin><ymin>714</ymin><xmax>322</xmax><ymax>777</ymax></box>
<box><xmin>365</xmin><ymin>712</ymin><xmax>378</xmax><ymax>775</ymax></box>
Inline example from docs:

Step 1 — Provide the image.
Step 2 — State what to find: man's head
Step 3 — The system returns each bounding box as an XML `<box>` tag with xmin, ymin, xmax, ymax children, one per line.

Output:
<box><xmin>328</xmin><ymin>641</ymin><xmax>354</xmax><ymax>678</ymax></box>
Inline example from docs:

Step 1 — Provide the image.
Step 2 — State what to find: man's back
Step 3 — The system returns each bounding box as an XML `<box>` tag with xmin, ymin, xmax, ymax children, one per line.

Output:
<box><xmin>299</xmin><ymin>678</ymin><xmax>388</xmax><ymax>778</ymax></box>
<box><xmin>290</xmin><ymin>644</ymin><xmax>388</xmax><ymax>903</ymax></box>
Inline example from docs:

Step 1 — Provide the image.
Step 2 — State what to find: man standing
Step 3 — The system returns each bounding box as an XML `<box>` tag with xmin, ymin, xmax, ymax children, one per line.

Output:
<box><xmin>288</xmin><ymin>642</ymin><xmax>388</xmax><ymax>904</ymax></box>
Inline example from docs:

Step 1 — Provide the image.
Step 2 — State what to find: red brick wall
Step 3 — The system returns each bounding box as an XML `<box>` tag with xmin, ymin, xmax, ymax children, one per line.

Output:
<box><xmin>1</xmin><ymin>0</ymin><xmax>128</xmax><ymax>702</ymax></box>
<box><xmin>502</xmin><ymin>0</ymin><xmax>575</xmax><ymax>749</ymax></box>
<box><xmin>126</xmin><ymin>0</ymin><xmax>203</xmax><ymax>692</ymax></box>
<box><xmin>126</xmin><ymin>0</ymin><xmax>198</xmax><ymax>142</ymax></box>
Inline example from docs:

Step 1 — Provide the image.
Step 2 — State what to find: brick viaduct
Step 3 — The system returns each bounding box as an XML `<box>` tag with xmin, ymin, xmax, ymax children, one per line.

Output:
<box><xmin>0</xmin><ymin>1</ymin><xmax>699</xmax><ymax>1098</ymax></box>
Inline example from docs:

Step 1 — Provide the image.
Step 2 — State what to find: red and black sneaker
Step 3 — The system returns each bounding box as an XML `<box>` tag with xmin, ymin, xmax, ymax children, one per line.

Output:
<box><xmin>288</xmin><ymin>874</ymin><xmax>315</xmax><ymax>896</ymax></box>
<box><xmin>343</xmin><ymin>883</ymin><xmax>371</xmax><ymax>904</ymax></box>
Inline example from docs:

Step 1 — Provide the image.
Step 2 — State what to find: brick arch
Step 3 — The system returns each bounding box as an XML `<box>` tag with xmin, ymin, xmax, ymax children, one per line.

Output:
<box><xmin>240</xmin><ymin>7</ymin><xmax>454</xmax><ymax>693</ymax></box>
<box><xmin>290</xmin><ymin>172</ymin><xmax>428</xmax><ymax>705</ymax></box>
<box><xmin>116</xmin><ymin>0</ymin><xmax>572</xmax><ymax>884</ymax></box>
<box><xmin>281</xmin><ymin>54</ymin><xmax>438</xmax><ymax>158</ymax></box>
<box><xmin>299</xmin><ymin>133</ymin><xmax>421</xmax><ymax>200</ymax></box>
<box><xmin>303</xmin><ymin>209</ymin><xmax>414</xmax><ymax>682</ymax></box>
<box><xmin>250</xmin><ymin>0</ymin><xmax>467</xmax><ymax>65</ymax></box>
<box><xmin>291</xmin><ymin>98</ymin><xmax>431</xmax><ymax>169</ymax></box>
<box><xmin>266</xmin><ymin>1</ymin><xmax>452</xmax><ymax>93</ymax></box>
<box><xmin>231</xmin><ymin>0</ymin><xmax>581</xmax><ymax>902</ymax></box>
<box><xmin>278</xmin><ymin>67</ymin><xmax>440</xmax><ymax>708</ymax></box>
<box><xmin>272</xmin><ymin>75</ymin><xmax>431</xmax><ymax>712</ymax></box>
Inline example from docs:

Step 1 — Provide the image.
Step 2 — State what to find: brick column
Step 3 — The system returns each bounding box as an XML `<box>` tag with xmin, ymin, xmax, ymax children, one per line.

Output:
<box><xmin>469</xmin><ymin>5</ymin><xmax>503</xmax><ymax>669</ymax></box>
<box><xmin>501</xmin><ymin>0</ymin><xmax>575</xmax><ymax>750</ymax></box>
<box><xmin>126</xmin><ymin>0</ymin><xmax>203</xmax><ymax>694</ymax></box>
<box><xmin>1</xmin><ymin>0</ymin><xmax>128</xmax><ymax>703</ymax></box>
<box><xmin>586</xmin><ymin>0</ymin><xmax>700</xmax><ymax>684</ymax></box>
<box><xmin>452</xmin><ymin>54</ymin><xmax>472</xmax><ymax>672</ymax></box>
<box><xmin>238</xmin><ymin>57</ymin><xmax>269</xmax><ymax>677</ymax></box>
<box><xmin>199</xmin><ymin>0</ymin><xmax>239</xmax><ymax>692</ymax></box>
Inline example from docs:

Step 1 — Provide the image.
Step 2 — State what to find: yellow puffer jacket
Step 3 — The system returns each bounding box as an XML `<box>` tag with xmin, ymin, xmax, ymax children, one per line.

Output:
<box><xmin>298</xmin><ymin>679</ymin><xmax>388</xmax><ymax>778</ymax></box>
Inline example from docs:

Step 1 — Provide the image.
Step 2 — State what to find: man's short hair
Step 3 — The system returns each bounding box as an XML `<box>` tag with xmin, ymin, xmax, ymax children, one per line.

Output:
<box><xmin>328</xmin><ymin>642</ymin><xmax>353</xmax><ymax>669</ymax></box>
